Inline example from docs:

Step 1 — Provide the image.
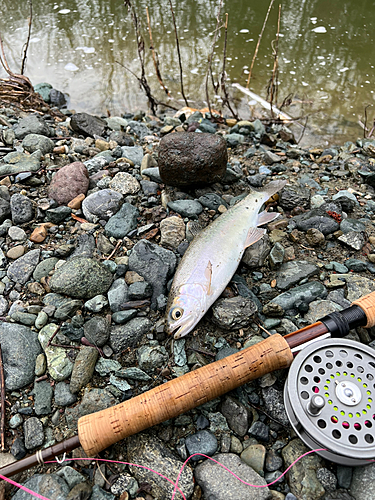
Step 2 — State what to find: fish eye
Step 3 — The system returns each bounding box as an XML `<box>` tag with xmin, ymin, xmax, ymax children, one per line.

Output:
<box><xmin>171</xmin><ymin>307</ymin><xmax>183</xmax><ymax>320</ymax></box>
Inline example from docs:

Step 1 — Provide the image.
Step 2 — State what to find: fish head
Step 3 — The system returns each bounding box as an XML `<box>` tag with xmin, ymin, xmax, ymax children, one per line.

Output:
<box><xmin>165</xmin><ymin>283</ymin><xmax>207</xmax><ymax>339</ymax></box>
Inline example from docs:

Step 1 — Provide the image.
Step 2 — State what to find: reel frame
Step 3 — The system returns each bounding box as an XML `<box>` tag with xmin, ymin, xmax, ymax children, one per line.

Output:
<box><xmin>284</xmin><ymin>338</ymin><xmax>375</xmax><ymax>466</ymax></box>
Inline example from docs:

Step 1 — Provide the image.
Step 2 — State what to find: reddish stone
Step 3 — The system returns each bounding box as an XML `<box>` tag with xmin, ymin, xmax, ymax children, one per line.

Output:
<box><xmin>158</xmin><ymin>132</ymin><xmax>228</xmax><ymax>187</ymax></box>
<box><xmin>30</xmin><ymin>226</ymin><xmax>47</xmax><ymax>243</ymax></box>
<box><xmin>48</xmin><ymin>162</ymin><xmax>89</xmax><ymax>205</ymax></box>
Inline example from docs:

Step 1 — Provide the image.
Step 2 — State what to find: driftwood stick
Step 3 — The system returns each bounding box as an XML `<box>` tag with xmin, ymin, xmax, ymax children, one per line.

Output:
<box><xmin>220</xmin><ymin>13</ymin><xmax>238</xmax><ymax>120</ymax></box>
<box><xmin>205</xmin><ymin>0</ymin><xmax>223</xmax><ymax>116</ymax></box>
<box><xmin>0</xmin><ymin>345</ymin><xmax>6</xmax><ymax>451</ymax></box>
<box><xmin>246</xmin><ymin>0</ymin><xmax>275</xmax><ymax>88</ymax></box>
<box><xmin>269</xmin><ymin>4</ymin><xmax>281</xmax><ymax>116</ymax></box>
<box><xmin>46</xmin><ymin>324</ymin><xmax>62</xmax><ymax>348</ymax></box>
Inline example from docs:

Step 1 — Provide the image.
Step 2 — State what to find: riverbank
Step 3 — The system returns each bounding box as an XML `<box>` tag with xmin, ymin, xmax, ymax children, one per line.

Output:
<box><xmin>0</xmin><ymin>92</ymin><xmax>375</xmax><ymax>500</ymax></box>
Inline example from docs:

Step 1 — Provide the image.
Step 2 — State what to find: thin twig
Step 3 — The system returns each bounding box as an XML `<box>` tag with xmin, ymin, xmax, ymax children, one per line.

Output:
<box><xmin>0</xmin><ymin>345</ymin><xmax>6</xmax><ymax>451</ymax></box>
<box><xmin>364</xmin><ymin>105</ymin><xmax>372</xmax><ymax>138</ymax></box>
<box><xmin>21</xmin><ymin>0</ymin><xmax>33</xmax><ymax>75</ymax></box>
<box><xmin>105</xmin><ymin>240</ymin><xmax>122</xmax><ymax>260</ymax></box>
<box><xmin>46</xmin><ymin>324</ymin><xmax>62</xmax><ymax>348</ymax></box>
<box><xmin>368</xmin><ymin>119</ymin><xmax>375</xmax><ymax>138</ymax></box>
<box><xmin>146</xmin><ymin>7</ymin><xmax>169</xmax><ymax>95</ymax></box>
<box><xmin>205</xmin><ymin>0</ymin><xmax>223</xmax><ymax>116</ymax></box>
<box><xmin>220</xmin><ymin>13</ymin><xmax>238</xmax><ymax>120</ymax></box>
<box><xmin>297</xmin><ymin>116</ymin><xmax>308</xmax><ymax>145</ymax></box>
<box><xmin>255</xmin><ymin>321</ymin><xmax>272</xmax><ymax>337</ymax></box>
<box><xmin>168</xmin><ymin>0</ymin><xmax>188</xmax><ymax>106</ymax></box>
<box><xmin>50</xmin><ymin>344</ymin><xmax>81</xmax><ymax>350</ymax></box>
<box><xmin>246</xmin><ymin>0</ymin><xmax>275</xmax><ymax>88</ymax></box>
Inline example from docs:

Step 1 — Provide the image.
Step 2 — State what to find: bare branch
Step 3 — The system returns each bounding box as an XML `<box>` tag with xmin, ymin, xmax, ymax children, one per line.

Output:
<box><xmin>168</xmin><ymin>0</ymin><xmax>188</xmax><ymax>106</ymax></box>
<box><xmin>146</xmin><ymin>6</ymin><xmax>169</xmax><ymax>96</ymax></box>
<box><xmin>21</xmin><ymin>0</ymin><xmax>33</xmax><ymax>75</ymax></box>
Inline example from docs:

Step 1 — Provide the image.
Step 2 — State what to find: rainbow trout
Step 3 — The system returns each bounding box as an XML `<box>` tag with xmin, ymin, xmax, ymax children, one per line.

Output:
<box><xmin>165</xmin><ymin>179</ymin><xmax>287</xmax><ymax>339</ymax></box>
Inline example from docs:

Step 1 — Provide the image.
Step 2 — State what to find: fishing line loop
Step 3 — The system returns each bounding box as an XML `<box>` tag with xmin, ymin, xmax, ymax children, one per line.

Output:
<box><xmin>54</xmin><ymin>452</ymin><xmax>66</xmax><ymax>464</ymax></box>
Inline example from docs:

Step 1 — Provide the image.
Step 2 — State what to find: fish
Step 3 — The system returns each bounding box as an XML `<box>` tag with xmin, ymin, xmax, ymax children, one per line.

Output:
<box><xmin>165</xmin><ymin>179</ymin><xmax>287</xmax><ymax>339</ymax></box>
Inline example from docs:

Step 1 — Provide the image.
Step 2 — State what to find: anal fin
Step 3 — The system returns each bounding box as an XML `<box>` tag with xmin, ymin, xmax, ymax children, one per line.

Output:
<box><xmin>244</xmin><ymin>227</ymin><xmax>266</xmax><ymax>249</ymax></box>
<box><xmin>257</xmin><ymin>211</ymin><xmax>280</xmax><ymax>226</ymax></box>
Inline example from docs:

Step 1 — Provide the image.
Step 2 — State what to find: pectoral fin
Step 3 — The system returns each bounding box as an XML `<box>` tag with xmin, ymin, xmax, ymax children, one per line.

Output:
<box><xmin>244</xmin><ymin>227</ymin><xmax>266</xmax><ymax>249</ymax></box>
<box><xmin>204</xmin><ymin>260</ymin><xmax>213</xmax><ymax>295</ymax></box>
<box><xmin>257</xmin><ymin>211</ymin><xmax>280</xmax><ymax>226</ymax></box>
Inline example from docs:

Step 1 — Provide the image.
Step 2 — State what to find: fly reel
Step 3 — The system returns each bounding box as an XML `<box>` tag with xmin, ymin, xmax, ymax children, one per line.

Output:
<box><xmin>284</xmin><ymin>338</ymin><xmax>375</xmax><ymax>466</ymax></box>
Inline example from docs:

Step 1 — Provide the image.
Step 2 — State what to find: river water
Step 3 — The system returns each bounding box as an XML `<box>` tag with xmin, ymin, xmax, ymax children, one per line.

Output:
<box><xmin>1</xmin><ymin>0</ymin><xmax>374</xmax><ymax>146</ymax></box>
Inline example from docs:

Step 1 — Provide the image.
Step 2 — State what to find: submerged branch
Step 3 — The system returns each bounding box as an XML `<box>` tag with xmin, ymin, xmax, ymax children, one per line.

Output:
<box><xmin>21</xmin><ymin>0</ymin><xmax>33</xmax><ymax>75</ymax></box>
<box><xmin>168</xmin><ymin>0</ymin><xmax>188</xmax><ymax>107</ymax></box>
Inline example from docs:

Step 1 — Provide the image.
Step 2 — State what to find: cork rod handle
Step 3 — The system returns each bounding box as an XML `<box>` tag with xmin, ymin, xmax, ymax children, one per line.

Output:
<box><xmin>78</xmin><ymin>334</ymin><xmax>293</xmax><ymax>456</ymax></box>
<box><xmin>352</xmin><ymin>290</ymin><xmax>375</xmax><ymax>328</ymax></box>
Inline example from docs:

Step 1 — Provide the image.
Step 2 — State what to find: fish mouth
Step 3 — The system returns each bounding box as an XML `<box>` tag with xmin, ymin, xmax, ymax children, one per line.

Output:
<box><xmin>165</xmin><ymin>316</ymin><xmax>196</xmax><ymax>339</ymax></box>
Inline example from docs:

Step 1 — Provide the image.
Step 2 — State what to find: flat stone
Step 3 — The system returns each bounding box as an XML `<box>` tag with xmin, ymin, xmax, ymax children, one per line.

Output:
<box><xmin>167</xmin><ymin>199</ymin><xmax>203</xmax><ymax>217</ymax></box>
<box><xmin>10</xmin><ymin>193</ymin><xmax>34</xmax><ymax>225</ymax></box>
<box><xmin>211</xmin><ymin>296</ymin><xmax>257</xmax><ymax>330</ymax></box>
<box><xmin>48</xmin><ymin>162</ymin><xmax>89</xmax><ymax>206</ymax></box>
<box><xmin>109</xmin><ymin>172</ymin><xmax>140</xmax><ymax>195</ymax></box>
<box><xmin>242</xmin><ymin>234</ymin><xmax>271</xmax><ymax>268</ymax></box>
<box><xmin>6</xmin><ymin>245</ymin><xmax>25</xmax><ymax>259</ymax></box>
<box><xmin>70</xmin><ymin>346</ymin><xmax>99</xmax><ymax>394</ymax></box>
<box><xmin>270</xmin><ymin>281</ymin><xmax>327</xmax><ymax>310</ymax></box>
<box><xmin>65</xmin><ymin>388</ymin><xmax>116</xmax><ymax>429</ymax></box>
<box><xmin>107</xmin><ymin>278</ymin><xmax>129</xmax><ymax>313</ymax></box>
<box><xmin>7</xmin><ymin>248</ymin><xmax>40</xmax><ymax>284</ymax></box>
<box><xmin>110</xmin><ymin>318</ymin><xmax>153</xmax><ymax>353</ymax></box>
<box><xmin>34</xmin><ymin>380</ymin><xmax>54</xmax><ymax>415</ymax></box>
<box><xmin>54</xmin><ymin>382</ymin><xmax>77</xmax><ymax>406</ymax></box>
<box><xmin>241</xmin><ymin>444</ymin><xmax>266</xmax><ymax>475</ymax></box>
<box><xmin>195</xmin><ymin>453</ymin><xmax>269</xmax><ymax>500</ymax></box>
<box><xmin>30</xmin><ymin>226</ymin><xmax>48</xmax><ymax>243</ymax></box>
<box><xmin>22</xmin><ymin>134</ymin><xmax>55</xmax><ymax>155</ymax></box>
<box><xmin>23</xmin><ymin>417</ymin><xmax>44</xmax><ymax>450</ymax></box>
<box><xmin>221</xmin><ymin>396</ymin><xmax>251</xmax><ymax>436</ymax></box>
<box><xmin>126</xmin><ymin>434</ymin><xmax>194</xmax><ymax>499</ymax></box>
<box><xmin>276</xmin><ymin>260</ymin><xmax>319</xmax><ymax>290</ymax></box>
<box><xmin>38</xmin><ymin>324</ymin><xmax>74</xmax><ymax>381</ymax></box>
<box><xmin>120</xmin><ymin>146</ymin><xmax>144</xmax><ymax>166</ymax></box>
<box><xmin>0</xmin><ymin>322</ymin><xmax>42</xmax><ymax>390</ymax></box>
<box><xmin>160</xmin><ymin>216</ymin><xmax>185</xmax><ymax>248</ymax></box>
<box><xmin>82</xmin><ymin>189</ymin><xmax>123</xmax><ymax>223</ymax></box>
<box><xmin>0</xmin><ymin>151</ymin><xmax>40</xmax><ymax>176</ymax></box>
<box><xmin>70</xmin><ymin>112</ymin><xmax>107</xmax><ymax>137</ymax></box>
<box><xmin>185</xmin><ymin>430</ymin><xmax>218</xmax><ymax>461</ymax></box>
<box><xmin>105</xmin><ymin>203</ymin><xmax>139</xmax><ymax>238</ymax></box>
<box><xmin>14</xmin><ymin>115</ymin><xmax>51</xmax><ymax>139</ymax></box>
<box><xmin>49</xmin><ymin>257</ymin><xmax>113</xmax><ymax>299</ymax></box>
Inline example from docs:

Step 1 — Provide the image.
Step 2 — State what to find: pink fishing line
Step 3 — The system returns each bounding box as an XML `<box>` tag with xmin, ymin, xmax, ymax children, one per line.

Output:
<box><xmin>0</xmin><ymin>448</ymin><xmax>332</xmax><ymax>500</ymax></box>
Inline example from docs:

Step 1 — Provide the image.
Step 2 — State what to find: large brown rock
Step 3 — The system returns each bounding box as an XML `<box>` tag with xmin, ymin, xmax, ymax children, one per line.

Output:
<box><xmin>158</xmin><ymin>132</ymin><xmax>227</xmax><ymax>187</ymax></box>
<box><xmin>48</xmin><ymin>162</ymin><xmax>89</xmax><ymax>205</ymax></box>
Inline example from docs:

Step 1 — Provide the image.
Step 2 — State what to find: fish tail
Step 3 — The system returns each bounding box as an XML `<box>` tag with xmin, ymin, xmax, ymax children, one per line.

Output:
<box><xmin>251</xmin><ymin>179</ymin><xmax>287</xmax><ymax>202</ymax></box>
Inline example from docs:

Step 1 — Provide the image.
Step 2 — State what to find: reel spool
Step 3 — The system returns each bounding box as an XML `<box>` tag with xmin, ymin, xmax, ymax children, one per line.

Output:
<box><xmin>284</xmin><ymin>338</ymin><xmax>375</xmax><ymax>466</ymax></box>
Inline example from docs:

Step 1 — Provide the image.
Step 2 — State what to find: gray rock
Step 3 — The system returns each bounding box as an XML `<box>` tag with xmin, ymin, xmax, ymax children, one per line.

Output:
<box><xmin>346</xmin><ymin>275</ymin><xmax>375</xmax><ymax>302</ymax></box>
<box><xmin>167</xmin><ymin>199</ymin><xmax>203</xmax><ymax>217</ymax></box>
<box><xmin>120</xmin><ymin>145</ymin><xmax>144</xmax><ymax>165</ymax></box>
<box><xmin>141</xmin><ymin>166</ymin><xmax>162</xmax><ymax>182</ymax></box>
<box><xmin>65</xmin><ymin>388</ymin><xmax>116</xmax><ymax>429</ymax></box>
<box><xmin>46</xmin><ymin>206</ymin><xmax>72</xmax><ymax>224</ymax></box>
<box><xmin>269</xmin><ymin>242</ymin><xmax>285</xmax><ymax>268</ymax></box>
<box><xmin>337</xmin><ymin>465</ymin><xmax>353</xmax><ymax>489</ymax></box>
<box><xmin>105</xmin><ymin>202</ymin><xmax>139</xmax><ymax>238</ymax></box>
<box><xmin>84</xmin><ymin>294</ymin><xmax>108</xmax><ymax>312</ymax></box>
<box><xmin>211</xmin><ymin>296</ymin><xmax>257</xmax><ymax>330</ymax></box>
<box><xmin>317</xmin><ymin>467</ymin><xmax>337</xmax><ymax>492</ymax></box>
<box><xmin>305</xmin><ymin>299</ymin><xmax>342</xmax><ymax>323</ymax></box>
<box><xmin>12</xmin><ymin>474</ymin><xmax>69</xmax><ymax>500</ymax></box>
<box><xmin>107</xmin><ymin>278</ymin><xmax>129</xmax><ymax>313</ymax></box>
<box><xmin>34</xmin><ymin>82</ymin><xmax>52</xmax><ymax>102</ymax></box>
<box><xmin>105</xmin><ymin>116</ymin><xmax>128</xmax><ymax>131</ymax></box>
<box><xmin>248</xmin><ymin>421</ymin><xmax>269</xmax><ymax>442</ymax></box>
<box><xmin>116</xmin><ymin>366</ymin><xmax>152</xmax><ymax>381</ymax></box>
<box><xmin>34</xmin><ymin>380</ymin><xmax>54</xmax><ymax>415</ymax></box>
<box><xmin>282</xmin><ymin>439</ymin><xmax>324</xmax><ymax>500</ymax></box>
<box><xmin>22</xmin><ymin>134</ymin><xmax>55</xmax><ymax>155</ymax></box>
<box><xmin>70</xmin><ymin>346</ymin><xmax>99</xmax><ymax>394</ymax></box>
<box><xmin>185</xmin><ymin>430</ymin><xmax>218</xmax><ymax>461</ymax></box>
<box><xmin>242</xmin><ymin>234</ymin><xmax>271</xmax><ymax>268</ymax></box>
<box><xmin>84</xmin><ymin>316</ymin><xmax>110</xmax><ymax>347</ymax></box>
<box><xmin>126</xmin><ymin>434</ymin><xmax>194</xmax><ymax>500</ymax></box>
<box><xmin>54</xmin><ymin>382</ymin><xmax>77</xmax><ymax>406</ymax></box>
<box><xmin>33</xmin><ymin>257</ymin><xmax>59</xmax><ymax>281</ymax></box>
<box><xmin>110</xmin><ymin>473</ymin><xmax>138</xmax><ymax>497</ymax></box>
<box><xmin>344</xmin><ymin>258</ymin><xmax>367</xmax><ymax>272</ymax></box>
<box><xmin>198</xmin><ymin>193</ymin><xmax>228</xmax><ymax>211</ymax></box>
<box><xmin>11</xmin><ymin>311</ymin><xmax>37</xmax><ymax>325</ymax></box>
<box><xmin>127</xmin><ymin>121</ymin><xmax>150</xmax><ymax>140</ymax></box>
<box><xmin>49</xmin><ymin>257</ymin><xmax>113</xmax><ymax>299</ymax></box>
<box><xmin>293</xmin><ymin>203</ymin><xmax>342</xmax><ymax>235</ymax></box>
<box><xmin>350</xmin><ymin>462</ymin><xmax>375</xmax><ymax>500</ymax></box>
<box><xmin>128</xmin><ymin>281</ymin><xmax>152</xmax><ymax>300</ymax></box>
<box><xmin>110</xmin><ymin>318</ymin><xmax>153</xmax><ymax>353</ymax></box>
<box><xmin>11</xmin><ymin>437</ymin><xmax>26</xmax><ymax>460</ymax></box>
<box><xmin>225</xmin><ymin>133</ymin><xmax>245</xmax><ymax>147</ymax></box>
<box><xmin>160</xmin><ymin>216</ymin><xmax>185</xmax><ymax>248</ymax></box>
<box><xmin>279</xmin><ymin>185</ymin><xmax>310</xmax><ymax>210</ymax></box>
<box><xmin>340</xmin><ymin>218</ymin><xmax>366</xmax><ymax>233</ymax></box>
<box><xmin>128</xmin><ymin>239</ymin><xmax>176</xmax><ymax>308</ymax></box>
<box><xmin>112</xmin><ymin>310</ymin><xmax>138</xmax><ymax>324</ymax></box>
<box><xmin>24</xmin><ymin>417</ymin><xmax>44</xmax><ymax>449</ymax></box>
<box><xmin>70</xmin><ymin>112</ymin><xmax>107</xmax><ymax>137</ymax></box>
<box><xmin>241</xmin><ymin>444</ymin><xmax>266</xmax><ymax>474</ymax></box>
<box><xmin>7</xmin><ymin>248</ymin><xmax>40</xmax><ymax>284</ymax></box>
<box><xmin>338</xmin><ymin>231</ymin><xmax>366</xmax><ymax>251</ymax></box>
<box><xmin>221</xmin><ymin>396</ymin><xmax>251</xmax><ymax>436</ymax></box>
<box><xmin>0</xmin><ymin>198</ymin><xmax>11</xmax><ymax>223</ymax></box>
<box><xmin>54</xmin><ymin>299</ymin><xmax>83</xmax><ymax>320</ymax></box>
<box><xmin>0</xmin><ymin>151</ymin><xmax>41</xmax><ymax>176</ymax></box>
<box><xmin>14</xmin><ymin>115</ymin><xmax>51</xmax><ymax>139</ymax></box>
<box><xmin>265</xmin><ymin>449</ymin><xmax>283</xmax><ymax>472</ymax></box>
<box><xmin>55</xmin><ymin>466</ymin><xmax>86</xmax><ymax>489</ymax></box>
<box><xmin>90</xmin><ymin>485</ymin><xmax>114</xmax><ymax>500</ymax></box>
<box><xmin>276</xmin><ymin>260</ymin><xmax>320</xmax><ymax>290</ymax></box>
<box><xmin>262</xmin><ymin>386</ymin><xmax>289</xmax><ymax>426</ymax></box>
<box><xmin>195</xmin><ymin>453</ymin><xmax>269</xmax><ymax>500</ymax></box>
<box><xmin>95</xmin><ymin>358</ymin><xmax>122</xmax><ymax>377</ymax></box>
<box><xmin>38</xmin><ymin>324</ymin><xmax>74</xmax><ymax>381</ymax></box>
<box><xmin>10</xmin><ymin>194</ymin><xmax>34</xmax><ymax>225</ymax></box>
<box><xmin>140</xmin><ymin>179</ymin><xmax>158</xmax><ymax>195</ymax></box>
<box><xmin>0</xmin><ymin>322</ymin><xmax>42</xmax><ymax>390</ymax></box>
<box><xmin>137</xmin><ymin>343</ymin><xmax>168</xmax><ymax>371</ymax></box>
<box><xmin>270</xmin><ymin>281</ymin><xmax>327</xmax><ymax>310</ymax></box>
<box><xmin>109</xmin><ymin>172</ymin><xmax>140</xmax><ymax>195</ymax></box>
<box><xmin>82</xmin><ymin>189</ymin><xmax>123</xmax><ymax>223</ymax></box>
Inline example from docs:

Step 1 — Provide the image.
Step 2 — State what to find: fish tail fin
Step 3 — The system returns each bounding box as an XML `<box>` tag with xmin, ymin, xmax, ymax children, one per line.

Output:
<box><xmin>251</xmin><ymin>179</ymin><xmax>287</xmax><ymax>203</ymax></box>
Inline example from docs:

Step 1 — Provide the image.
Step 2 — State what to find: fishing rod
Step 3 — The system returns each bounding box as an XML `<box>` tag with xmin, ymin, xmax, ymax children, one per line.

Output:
<box><xmin>1</xmin><ymin>291</ymin><xmax>375</xmax><ymax>477</ymax></box>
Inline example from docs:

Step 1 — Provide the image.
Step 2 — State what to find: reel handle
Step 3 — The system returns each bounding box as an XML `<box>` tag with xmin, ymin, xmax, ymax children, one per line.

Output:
<box><xmin>77</xmin><ymin>334</ymin><xmax>293</xmax><ymax>456</ymax></box>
